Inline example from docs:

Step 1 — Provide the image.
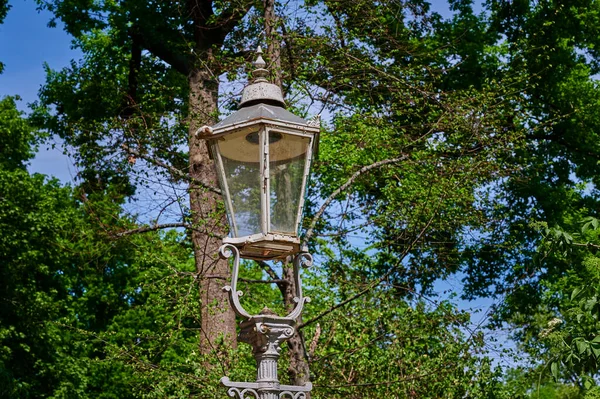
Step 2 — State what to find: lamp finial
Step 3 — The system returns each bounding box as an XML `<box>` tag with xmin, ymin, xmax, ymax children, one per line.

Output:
<box><xmin>238</xmin><ymin>45</ymin><xmax>285</xmax><ymax>108</ymax></box>
<box><xmin>251</xmin><ymin>46</ymin><xmax>269</xmax><ymax>82</ymax></box>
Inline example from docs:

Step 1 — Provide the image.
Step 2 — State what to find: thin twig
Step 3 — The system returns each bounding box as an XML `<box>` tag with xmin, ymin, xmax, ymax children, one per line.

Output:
<box><xmin>572</xmin><ymin>242</ymin><xmax>600</xmax><ymax>249</ymax></box>
<box><xmin>203</xmin><ymin>274</ymin><xmax>288</xmax><ymax>285</ymax></box>
<box><xmin>299</xmin><ymin>185</ymin><xmax>443</xmax><ymax>330</ymax></box>
<box><xmin>114</xmin><ymin>222</ymin><xmax>190</xmax><ymax>237</ymax></box>
<box><xmin>121</xmin><ymin>143</ymin><xmax>221</xmax><ymax>194</ymax></box>
<box><xmin>303</xmin><ymin>156</ymin><xmax>408</xmax><ymax>246</ymax></box>
<box><xmin>256</xmin><ymin>260</ymin><xmax>287</xmax><ymax>296</ymax></box>
<box><xmin>308</xmin><ymin>323</ymin><xmax>321</xmax><ymax>359</ymax></box>
<box><xmin>256</xmin><ymin>260</ymin><xmax>282</xmax><ymax>281</ymax></box>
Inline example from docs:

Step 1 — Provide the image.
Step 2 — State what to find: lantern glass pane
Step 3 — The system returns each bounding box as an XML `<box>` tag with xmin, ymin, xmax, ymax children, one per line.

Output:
<box><xmin>269</xmin><ymin>132</ymin><xmax>311</xmax><ymax>234</ymax></box>
<box><xmin>217</xmin><ymin>128</ymin><xmax>262</xmax><ymax>237</ymax></box>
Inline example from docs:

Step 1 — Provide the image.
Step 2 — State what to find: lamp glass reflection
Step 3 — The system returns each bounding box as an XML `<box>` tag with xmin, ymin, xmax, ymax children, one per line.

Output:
<box><xmin>269</xmin><ymin>131</ymin><xmax>310</xmax><ymax>234</ymax></box>
<box><xmin>217</xmin><ymin>128</ymin><xmax>262</xmax><ymax>237</ymax></box>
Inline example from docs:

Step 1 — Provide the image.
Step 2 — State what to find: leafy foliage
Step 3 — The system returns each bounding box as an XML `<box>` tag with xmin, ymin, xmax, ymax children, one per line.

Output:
<box><xmin>509</xmin><ymin>216</ymin><xmax>600</xmax><ymax>392</ymax></box>
<box><xmin>0</xmin><ymin>96</ymin><xmax>36</xmax><ymax>170</ymax></box>
<box><xmin>6</xmin><ymin>0</ymin><xmax>600</xmax><ymax>396</ymax></box>
<box><xmin>303</xmin><ymin>287</ymin><xmax>502</xmax><ymax>398</ymax></box>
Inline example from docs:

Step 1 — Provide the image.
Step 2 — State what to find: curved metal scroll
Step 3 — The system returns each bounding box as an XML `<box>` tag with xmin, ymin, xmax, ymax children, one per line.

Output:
<box><xmin>280</xmin><ymin>382</ymin><xmax>313</xmax><ymax>399</ymax></box>
<box><xmin>220</xmin><ymin>244</ymin><xmax>312</xmax><ymax>321</ymax></box>
<box><xmin>286</xmin><ymin>252</ymin><xmax>312</xmax><ymax>320</ymax></box>
<box><xmin>221</xmin><ymin>244</ymin><xmax>252</xmax><ymax>319</ymax></box>
<box><xmin>280</xmin><ymin>391</ymin><xmax>308</xmax><ymax>399</ymax></box>
<box><xmin>226</xmin><ymin>387</ymin><xmax>259</xmax><ymax>399</ymax></box>
<box><xmin>221</xmin><ymin>377</ymin><xmax>259</xmax><ymax>399</ymax></box>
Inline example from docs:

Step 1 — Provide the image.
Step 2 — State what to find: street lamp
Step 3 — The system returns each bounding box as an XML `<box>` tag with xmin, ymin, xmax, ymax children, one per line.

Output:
<box><xmin>204</xmin><ymin>47</ymin><xmax>319</xmax><ymax>399</ymax></box>
<box><xmin>207</xmin><ymin>47</ymin><xmax>319</xmax><ymax>261</ymax></box>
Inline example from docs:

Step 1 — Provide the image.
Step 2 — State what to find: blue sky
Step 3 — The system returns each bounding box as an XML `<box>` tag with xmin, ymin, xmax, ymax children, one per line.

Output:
<box><xmin>1</xmin><ymin>0</ymin><xmax>78</xmax><ymax>181</ymax></box>
<box><xmin>0</xmin><ymin>1</ymin><xmax>77</xmax><ymax>105</ymax></box>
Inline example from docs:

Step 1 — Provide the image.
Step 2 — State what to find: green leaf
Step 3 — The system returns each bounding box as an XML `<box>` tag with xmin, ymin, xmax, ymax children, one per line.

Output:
<box><xmin>575</xmin><ymin>339</ymin><xmax>589</xmax><ymax>355</ymax></box>
<box><xmin>585</xmin><ymin>297</ymin><xmax>598</xmax><ymax>311</ymax></box>
<box><xmin>582</xmin><ymin>216</ymin><xmax>599</xmax><ymax>232</ymax></box>
<box><xmin>550</xmin><ymin>361</ymin><xmax>560</xmax><ymax>381</ymax></box>
<box><xmin>590</xmin><ymin>342</ymin><xmax>600</xmax><ymax>358</ymax></box>
<box><xmin>572</xmin><ymin>286</ymin><xmax>585</xmax><ymax>301</ymax></box>
<box><xmin>584</xmin><ymin>376</ymin><xmax>594</xmax><ymax>390</ymax></box>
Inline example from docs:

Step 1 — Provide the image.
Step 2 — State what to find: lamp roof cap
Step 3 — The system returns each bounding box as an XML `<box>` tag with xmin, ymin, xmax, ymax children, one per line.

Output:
<box><xmin>239</xmin><ymin>46</ymin><xmax>285</xmax><ymax>108</ymax></box>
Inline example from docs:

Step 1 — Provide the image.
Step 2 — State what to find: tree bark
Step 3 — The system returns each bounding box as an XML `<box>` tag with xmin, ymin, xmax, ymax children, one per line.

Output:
<box><xmin>282</xmin><ymin>265</ymin><xmax>311</xmax><ymax>393</ymax></box>
<box><xmin>188</xmin><ymin>49</ymin><xmax>237</xmax><ymax>359</ymax></box>
<box><xmin>263</xmin><ymin>0</ymin><xmax>282</xmax><ymax>90</ymax></box>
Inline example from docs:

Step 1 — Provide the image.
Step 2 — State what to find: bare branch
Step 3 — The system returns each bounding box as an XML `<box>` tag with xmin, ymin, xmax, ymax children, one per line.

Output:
<box><xmin>299</xmin><ymin>191</ymin><xmax>440</xmax><ymax>330</ymax></box>
<box><xmin>303</xmin><ymin>156</ymin><xmax>408</xmax><ymax>246</ymax></box>
<box><xmin>240</xmin><ymin>278</ymin><xmax>288</xmax><ymax>284</ymax></box>
<box><xmin>216</xmin><ymin>1</ymin><xmax>255</xmax><ymax>43</ymax></box>
<box><xmin>256</xmin><ymin>260</ymin><xmax>281</xmax><ymax>281</ymax></box>
<box><xmin>308</xmin><ymin>323</ymin><xmax>321</xmax><ymax>359</ymax></box>
<box><xmin>256</xmin><ymin>260</ymin><xmax>287</xmax><ymax>296</ymax></box>
<box><xmin>131</xmin><ymin>25</ymin><xmax>191</xmax><ymax>75</ymax></box>
<box><xmin>204</xmin><ymin>274</ymin><xmax>288</xmax><ymax>285</ymax></box>
<box><xmin>299</xmin><ymin>280</ymin><xmax>373</xmax><ymax>330</ymax></box>
<box><xmin>572</xmin><ymin>242</ymin><xmax>600</xmax><ymax>249</ymax></box>
<box><xmin>121</xmin><ymin>143</ymin><xmax>221</xmax><ymax>195</ymax></box>
<box><xmin>114</xmin><ymin>222</ymin><xmax>190</xmax><ymax>237</ymax></box>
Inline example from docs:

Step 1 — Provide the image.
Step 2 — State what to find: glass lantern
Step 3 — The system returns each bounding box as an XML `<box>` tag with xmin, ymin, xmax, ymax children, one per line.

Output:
<box><xmin>208</xmin><ymin>50</ymin><xmax>319</xmax><ymax>260</ymax></box>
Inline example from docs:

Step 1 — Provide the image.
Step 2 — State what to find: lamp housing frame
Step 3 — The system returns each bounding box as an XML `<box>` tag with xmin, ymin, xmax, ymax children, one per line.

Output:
<box><xmin>208</xmin><ymin>102</ymin><xmax>319</xmax><ymax>260</ymax></box>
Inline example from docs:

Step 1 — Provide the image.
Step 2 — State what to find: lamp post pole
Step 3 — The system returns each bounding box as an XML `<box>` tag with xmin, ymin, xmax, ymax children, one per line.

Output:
<box><xmin>204</xmin><ymin>48</ymin><xmax>318</xmax><ymax>399</ymax></box>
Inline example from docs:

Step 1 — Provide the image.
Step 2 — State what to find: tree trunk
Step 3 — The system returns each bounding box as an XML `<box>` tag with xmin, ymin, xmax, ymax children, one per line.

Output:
<box><xmin>282</xmin><ymin>265</ymin><xmax>311</xmax><ymax>393</ymax></box>
<box><xmin>188</xmin><ymin>50</ymin><xmax>237</xmax><ymax>360</ymax></box>
<box><xmin>263</xmin><ymin>0</ymin><xmax>282</xmax><ymax>89</ymax></box>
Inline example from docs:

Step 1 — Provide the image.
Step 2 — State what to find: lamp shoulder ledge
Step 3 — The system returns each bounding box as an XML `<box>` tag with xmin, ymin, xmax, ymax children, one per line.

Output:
<box><xmin>212</xmin><ymin>103</ymin><xmax>317</xmax><ymax>131</ymax></box>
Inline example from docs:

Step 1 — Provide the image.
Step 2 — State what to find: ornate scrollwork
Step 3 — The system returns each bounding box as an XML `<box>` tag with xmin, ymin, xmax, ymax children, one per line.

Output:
<box><xmin>279</xmin><ymin>382</ymin><xmax>313</xmax><ymax>399</ymax></box>
<box><xmin>285</xmin><ymin>252</ymin><xmax>312</xmax><ymax>320</ymax></box>
<box><xmin>221</xmin><ymin>245</ymin><xmax>313</xmax><ymax>321</ymax></box>
<box><xmin>226</xmin><ymin>387</ymin><xmax>259</xmax><ymax>399</ymax></box>
<box><xmin>221</xmin><ymin>377</ymin><xmax>260</xmax><ymax>399</ymax></box>
<box><xmin>296</xmin><ymin>252</ymin><xmax>313</xmax><ymax>268</ymax></box>
<box><xmin>220</xmin><ymin>244</ymin><xmax>252</xmax><ymax>319</ymax></box>
<box><xmin>256</xmin><ymin>323</ymin><xmax>294</xmax><ymax>338</ymax></box>
<box><xmin>280</xmin><ymin>391</ymin><xmax>307</xmax><ymax>399</ymax></box>
<box><xmin>220</xmin><ymin>246</ymin><xmax>314</xmax><ymax>399</ymax></box>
